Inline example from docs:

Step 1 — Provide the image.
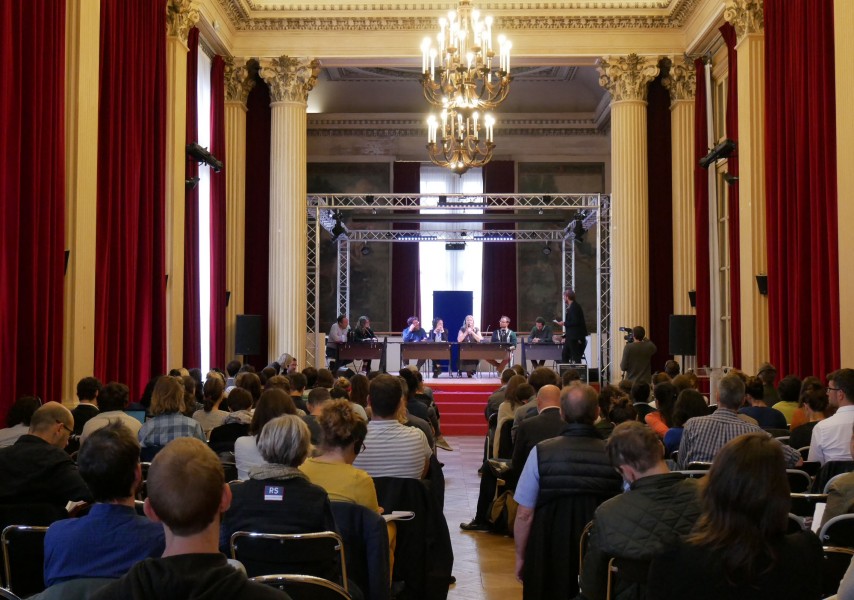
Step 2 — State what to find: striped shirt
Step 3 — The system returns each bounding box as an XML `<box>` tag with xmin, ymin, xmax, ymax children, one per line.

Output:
<box><xmin>138</xmin><ymin>413</ymin><xmax>206</xmax><ymax>448</ymax></box>
<box><xmin>678</xmin><ymin>408</ymin><xmax>801</xmax><ymax>468</ymax></box>
<box><xmin>352</xmin><ymin>419</ymin><xmax>432</xmax><ymax>479</ymax></box>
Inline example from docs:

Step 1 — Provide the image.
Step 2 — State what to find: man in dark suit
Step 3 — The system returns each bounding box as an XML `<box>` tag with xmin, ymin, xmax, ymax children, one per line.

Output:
<box><xmin>556</xmin><ymin>288</ymin><xmax>588</xmax><ymax>363</ymax></box>
<box><xmin>508</xmin><ymin>384</ymin><xmax>566</xmax><ymax>487</ymax></box>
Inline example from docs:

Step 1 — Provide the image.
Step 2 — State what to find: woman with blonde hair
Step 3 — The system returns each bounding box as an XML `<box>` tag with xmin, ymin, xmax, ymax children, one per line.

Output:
<box><xmin>138</xmin><ymin>376</ymin><xmax>205</xmax><ymax>449</ymax></box>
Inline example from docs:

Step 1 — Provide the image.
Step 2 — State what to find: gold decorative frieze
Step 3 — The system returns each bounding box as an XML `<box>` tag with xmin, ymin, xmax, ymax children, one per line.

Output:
<box><xmin>225</xmin><ymin>58</ymin><xmax>256</xmax><ymax>105</ymax></box>
<box><xmin>166</xmin><ymin>0</ymin><xmax>200</xmax><ymax>43</ymax></box>
<box><xmin>597</xmin><ymin>54</ymin><xmax>660</xmax><ymax>102</ymax></box>
<box><xmin>662</xmin><ymin>55</ymin><xmax>696</xmax><ymax>103</ymax></box>
<box><xmin>723</xmin><ymin>0</ymin><xmax>764</xmax><ymax>39</ymax></box>
<box><xmin>306</xmin><ymin>115</ymin><xmax>607</xmax><ymax>137</ymax></box>
<box><xmin>258</xmin><ymin>56</ymin><xmax>320</xmax><ymax>103</ymax></box>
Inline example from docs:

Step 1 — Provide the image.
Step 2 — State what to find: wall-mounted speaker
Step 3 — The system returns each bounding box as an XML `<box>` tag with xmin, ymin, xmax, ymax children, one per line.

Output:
<box><xmin>688</xmin><ymin>290</ymin><xmax>697</xmax><ymax>308</ymax></box>
<box><xmin>669</xmin><ymin>315</ymin><xmax>696</xmax><ymax>356</ymax></box>
<box><xmin>755</xmin><ymin>275</ymin><xmax>768</xmax><ymax>296</ymax></box>
<box><xmin>235</xmin><ymin>314</ymin><xmax>262</xmax><ymax>356</ymax></box>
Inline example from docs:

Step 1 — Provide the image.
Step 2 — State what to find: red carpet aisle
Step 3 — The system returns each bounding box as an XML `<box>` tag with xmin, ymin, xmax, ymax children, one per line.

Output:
<box><xmin>431</xmin><ymin>381</ymin><xmax>499</xmax><ymax>436</ymax></box>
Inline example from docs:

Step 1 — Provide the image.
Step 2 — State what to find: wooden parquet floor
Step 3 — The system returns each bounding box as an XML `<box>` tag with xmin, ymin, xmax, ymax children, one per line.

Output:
<box><xmin>440</xmin><ymin>436</ymin><xmax>523</xmax><ymax>600</ymax></box>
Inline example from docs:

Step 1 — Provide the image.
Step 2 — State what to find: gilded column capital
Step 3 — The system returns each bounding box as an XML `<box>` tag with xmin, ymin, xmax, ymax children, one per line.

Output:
<box><xmin>258</xmin><ymin>56</ymin><xmax>320</xmax><ymax>104</ymax></box>
<box><xmin>225</xmin><ymin>58</ymin><xmax>256</xmax><ymax>106</ymax></box>
<box><xmin>662</xmin><ymin>55</ymin><xmax>696</xmax><ymax>104</ymax></box>
<box><xmin>724</xmin><ymin>0</ymin><xmax>764</xmax><ymax>39</ymax></box>
<box><xmin>165</xmin><ymin>0</ymin><xmax>199</xmax><ymax>43</ymax></box>
<box><xmin>597</xmin><ymin>54</ymin><xmax>660</xmax><ymax>102</ymax></box>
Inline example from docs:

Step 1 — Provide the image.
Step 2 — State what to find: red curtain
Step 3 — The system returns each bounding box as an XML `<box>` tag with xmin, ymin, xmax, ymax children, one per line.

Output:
<box><xmin>765</xmin><ymin>0</ymin><xmax>840</xmax><ymax>376</ymax></box>
<box><xmin>720</xmin><ymin>22</ymin><xmax>742</xmax><ymax>368</ymax></box>
<box><xmin>481</xmin><ymin>161</ymin><xmax>517</xmax><ymax>327</ymax></box>
<box><xmin>182</xmin><ymin>27</ymin><xmax>201</xmax><ymax>369</ymax></box>
<box><xmin>646</xmin><ymin>76</ymin><xmax>673</xmax><ymax>373</ymax></box>
<box><xmin>693</xmin><ymin>58</ymin><xmax>711</xmax><ymax>369</ymax></box>
<box><xmin>209</xmin><ymin>56</ymin><xmax>227</xmax><ymax>369</ymax></box>
<box><xmin>391</xmin><ymin>162</ymin><xmax>421</xmax><ymax>329</ymax></box>
<box><xmin>94</xmin><ymin>0</ymin><xmax>167</xmax><ymax>398</ymax></box>
<box><xmin>243</xmin><ymin>78</ymin><xmax>271</xmax><ymax>371</ymax></box>
<box><xmin>0</xmin><ymin>1</ymin><xmax>66</xmax><ymax>421</ymax></box>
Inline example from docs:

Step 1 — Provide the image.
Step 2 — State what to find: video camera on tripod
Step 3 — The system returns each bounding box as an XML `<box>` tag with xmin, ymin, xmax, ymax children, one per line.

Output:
<box><xmin>618</xmin><ymin>326</ymin><xmax>634</xmax><ymax>343</ymax></box>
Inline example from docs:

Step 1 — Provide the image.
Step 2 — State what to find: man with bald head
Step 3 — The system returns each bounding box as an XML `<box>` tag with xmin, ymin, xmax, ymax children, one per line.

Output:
<box><xmin>508</xmin><ymin>385</ymin><xmax>567</xmax><ymax>487</ymax></box>
<box><xmin>0</xmin><ymin>402</ymin><xmax>92</xmax><ymax>517</ymax></box>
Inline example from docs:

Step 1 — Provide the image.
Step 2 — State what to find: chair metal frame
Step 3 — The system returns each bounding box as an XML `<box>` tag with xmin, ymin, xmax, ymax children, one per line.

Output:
<box><xmin>819</xmin><ymin>513</ymin><xmax>854</xmax><ymax>548</ymax></box>
<box><xmin>674</xmin><ymin>470</ymin><xmax>709</xmax><ymax>479</ymax></box>
<box><xmin>0</xmin><ymin>588</ymin><xmax>23</xmax><ymax>600</ymax></box>
<box><xmin>578</xmin><ymin>520</ymin><xmax>594</xmax><ymax>585</ymax></box>
<box><xmin>821</xmin><ymin>545</ymin><xmax>854</xmax><ymax>598</ymax></box>
<box><xmin>1</xmin><ymin>525</ymin><xmax>48</xmax><ymax>597</ymax></box>
<box><xmin>250</xmin><ymin>574</ymin><xmax>351</xmax><ymax>599</ymax></box>
<box><xmin>824</xmin><ymin>472</ymin><xmax>851</xmax><ymax>494</ymax></box>
<box><xmin>230</xmin><ymin>530</ymin><xmax>348</xmax><ymax>593</ymax></box>
<box><xmin>605</xmin><ymin>556</ymin><xmax>650</xmax><ymax>600</ymax></box>
<box><xmin>789</xmin><ymin>493</ymin><xmax>828</xmax><ymax>519</ymax></box>
<box><xmin>786</xmin><ymin>469</ymin><xmax>813</xmax><ymax>494</ymax></box>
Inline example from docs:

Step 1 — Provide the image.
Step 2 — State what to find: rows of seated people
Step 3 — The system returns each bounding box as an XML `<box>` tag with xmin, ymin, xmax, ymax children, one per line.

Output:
<box><xmin>459</xmin><ymin>362</ymin><xmax>854</xmax><ymax>599</ymax></box>
<box><xmin>0</xmin><ymin>363</ymin><xmax>455</xmax><ymax>600</ymax></box>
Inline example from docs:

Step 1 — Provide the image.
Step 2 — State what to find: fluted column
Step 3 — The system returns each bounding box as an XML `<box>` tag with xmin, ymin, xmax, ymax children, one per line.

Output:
<box><xmin>725</xmin><ymin>0</ymin><xmax>768</xmax><ymax>373</ymax></box>
<box><xmin>63</xmin><ymin>0</ymin><xmax>100</xmax><ymax>405</ymax></box>
<box><xmin>259</xmin><ymin>56</ymin><xmax>320</xmax><ymax>365</ymax></box>
<box><xmin>836</xmin><ymin>0</ymin><xmax>854</xmax><ymax>365</ymax></box>
<box><xmin>598</xmin><ymin>54</ymin><xmax>660</xmax><ymax>382</ymax></box>
<box><xmin>224</xmin><ymin>59</ymin><xmax>255</xmax><ymax>365</ymax></box>
<box><xmin>663</xmin><ymin>56</ymin><xmax>697</xmax><ymax>317</ymax></box>
<box><xmin>164</xmin><ymin>0</ymin><xmax>199</xmax><ymax>370</ymax></box>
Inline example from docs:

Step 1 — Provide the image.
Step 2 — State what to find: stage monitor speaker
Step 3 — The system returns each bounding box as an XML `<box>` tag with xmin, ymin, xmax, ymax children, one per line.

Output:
<box><xmin>558</xmin><ymin>363</ymin><xmax>589</xmax><ymax>384</ymax></box>
<box><xmin>669</xmin><ymin>315</ymin><xmax>696</xmax><ymax>356</ymax></box>
<box><xmin>235</xmin><ymin>314</ymin><xmax>262</xmax><ymax>356</ymax></box>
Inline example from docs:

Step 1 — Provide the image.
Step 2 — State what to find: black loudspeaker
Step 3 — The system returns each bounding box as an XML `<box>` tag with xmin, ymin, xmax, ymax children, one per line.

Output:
<box><xmin>688</xmin><ymin>290</ymin><xmax>697</xmax><ymax>308</ymax></box>
<box><xmin>235</xmin><ymin>314</ymin><xmax>262</xmax><ymax>356</ymax></box>
<box><xmin>756</xmin><ymin>275</ymin><xmax>768</xmax><ymax>295</ymax></box>
<box><xmin>669</xmin><ymin>315</ymin><xmax>697</xmax><ymax>356</ymax></box>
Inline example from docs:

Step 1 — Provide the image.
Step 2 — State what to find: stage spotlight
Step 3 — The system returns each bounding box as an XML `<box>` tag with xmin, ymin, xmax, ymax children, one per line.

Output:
<box><xmin>699</xmin><ymin>138</ymin><xmax>736</xmax><ymax>169</ymax></box>
<box><xmin>542</xmin><ymin>243</ymin><xmax>552</xmax><ymax>256</ymax></box>
<box><xmin>360</xmin><ymin>243</ymin><xmax>371</xmax><ymax>256</ymax></box>
<box><xmin>571</xmin><ymin>214</ymin><xmax>586</xmax><ymax>244</ymax></box>
<box><xmin>330</xmin><ymin>212</ymin><xmax>347</xmax><ymax>241</ymax></box>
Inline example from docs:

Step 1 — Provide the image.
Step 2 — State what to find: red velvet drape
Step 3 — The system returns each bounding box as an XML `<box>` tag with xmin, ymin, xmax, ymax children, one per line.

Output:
<box><xmin>693</xmin><ymin>58</ymin><xmax>711</xmax><ymax>369</ymax></box>
<box><xmin>0</xmin><ymin>1</ymin><xmax>66</xmax><ymax>419</ymax></box>
<box><xmin>182</xmin><ymin>27</ymin><xmax>201</xmax><ymax>369</ymax></box>
<box><xmin>391</xmin><ymin>162</ymin><xmax>421</xmax><ymax>329</ymax></box>
<box><xmin>95</xmin><ymin>0</ymin><xmax>167</xmax><ymax>398</ymax></box>
<box><xmin>481</xmin><ymin>161</ymin><xmax>517</xmax><ymax>327</ymax></box>
<box><xmin>646</xmin><ymin>76</ymin><xmax>673</xmax><ymax>373</ymax></box>
<box><xmin>765</xmin><ymin>0</ymin><xmax>840</xmax><ymax>376</ymax></box>
<box><xmin>720</xmin><ymin>22</ymin><xmax>742</xmax><ymax>369</ymax></box>
<box><xmin>209</xmin><ymin>56</ymin><xmax>227</xmax><ymax>370</ymax></box>
<box><xmin>243</xmin><ymin>78</ymin><xmax>271</xmax><ymax>371</ymax></box>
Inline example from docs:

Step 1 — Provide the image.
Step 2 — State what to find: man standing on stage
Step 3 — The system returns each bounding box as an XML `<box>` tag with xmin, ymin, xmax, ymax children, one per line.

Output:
<box><xmin>555</xmin><ymin>288</ymin><xmax>588</xmax><ymax>364</ymax></box>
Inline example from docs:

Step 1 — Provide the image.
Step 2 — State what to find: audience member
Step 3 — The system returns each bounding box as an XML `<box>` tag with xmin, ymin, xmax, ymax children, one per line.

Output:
<box><xmin>81</xmin><ymin>382</ymin><xmax>140</xmax><ymax>443</ymax></box>
<box><xmin>302</xmin><ymin>386</ymin><xmax>331</xmax><ymax>445</ymax></box>
<box><xmin>209</xmin><ymin>388</ymin><xmax>253</xmax><ymax>453</ymax></box>
<box><xmin>578</xmin><ymin>422</ymin><xmax>701</xmax><ymax>600</ymax></box>
<box><xmin>72</xmin><ymin>377</ymin><xmax>102</xmax><ymax>436</ymax></box>
<box><xmin>221</xmin><ymin>415</ymin><xmax>336</xmax><ymax>551</ymax></box>
<box><xmin>645</xmin><ymin>381</ymin><xmax>677</xmax><ymax>438</ymax></box>
<box><xmin>353</xmin><ymin>375</ymin><xmax>432</xmax><ymax>479</ymax></box>
<box><xmin>757</xmin><ymin>362</ymin><xmax>782</xmax><ymax>408</ymax></box>
<box><xmin>663</xmin><ymin>389</ymin><xmax>707</xmax><ymax>457</ymax></box>
<box><xmin>594</xmin><ymin>385</ymin><xmax>625</xmax><ymax>438</ymax></box>
<box><xmin>778</xmin><ymin>374</ymin><xmax>806</xmax><ymax>427</ymax></box>
<box><xmin>44</xmin><ymin>423</ymin><xmax>164</xmax><ymax>587</ymax></box>
<box><xmin>192</xmin><ymin>376</ymin><xmax>229</xmax><ymax>439</ymax></box>
<box><xmin>511</xmin><ymin>367</ymin><xmax>561</xmax><ymax>437</ymax></box>
<box><xmin>619</xmin><ymin>326</ymin><xmax>657</xmax><ymax>384</ymax></box>
<box><xmin>485</xmin><ymin>369</ymin><xmax>515</xmax><ymax>421</ymax></box>
<box><xmin>0</xmin><ymin>402</ymin><xmax>92</xmax><ymax>514</ymax></box>
<box><xmin>649</xmin><ymin>433</ymin><xmax>822</xmax><ymax>599</ymax></box>
<box><xmin>738</xmin><ymin>376</ymin><xmax>788</xmax><ymax>429</ymax></box>
<box><xmin>286</xmin><ymin>372</ymin><xmax>309</xmax><ymax>412</ymax></box>
<box><xmin>809</xmin><ymin>369</ymin><xmax>854</xmax><ymax>464</ymax></box>
<box><xmin>789</xmin><ymin>386</ymin><xmax>828</xmax><ymax>450</ymax></box>
<box><xmin>235</xmin><ymin>371</ymin><xmax>263</xmax><ymax>406</ymax></box>
<box><xmin>663</xmin><ymin>359</ymin><xmax>680</xmax><ymax>379</ymax></box>
<box><xmin>819</xmin><ymin>422</ymin><xmax>854</xmax><ymax>528</ymax></box>
<box><xmin>0</xmin><ymin>395</ymin><xmax>41</xmax><ymax>447</ymax></box>
<box><xmin>678</xmin><ymin>374</ymin><xmax>801</xmax><ymax>468</ymax></box>
<box><xmin>225</xmin><ymin>360</ymin><xmax>241</xmax><ymax>388</ymax></box>
<box><xmin>235</xmin><ymin>389</ymin><xmax>297</xmax><ymax>480</ymax></box>
<box><xmin>629</xmin><ymin>382</ymin><xmax>654</xmax><ymax>421</ymax></box>
<box><xmin>138</xmin><ymin>376</ymin><xmax>206</xmax><ymax>449</ymax></box>
<box><xmin>316</xmin><ymin>368</ymin><xmax>335</xmax><ymax>390</ymax></box>
<box><xmin>496</xmin><ymin>375</ymin><xmax>527</xmax><ymax>454</ymax></box>
<box><xmin>181</xmin><ymin>375</ymin><xmax>202</xmax><ymax>417</ymax></box>
<box><xmin>92</xmin><ymin>438</ymin><xmax>290</xmax><ymax>600</ymax></box>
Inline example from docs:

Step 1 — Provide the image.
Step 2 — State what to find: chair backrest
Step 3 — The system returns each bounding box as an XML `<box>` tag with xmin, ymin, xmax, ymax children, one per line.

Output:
<box><xmin>787</xmin><ymin>513</ymin><xmax>806</xmax><ymax>533</ymax></box>
<box><xmin>221</xmin><ymin>461</ymin><xmax>238</xmax><ymax>483</ymax></box>
<box><xmin>139</xmin><ymin>445</ymin><xmax>164</xmax><ymax>462</ymax></box>
<box><xmin>230</xmin><ymin>530</ymin><xmax>347</xmax><ymax>591</ymax></box>
<box><xmin>578</xmin><ymin>520</ymin><xmax>594</xmax><ymax>577</ymax></box>
<box><xmin>605</xmin><ymin>556</ymin><xmax>650</xmax><ymax>600</ymax></box>
<box><xmin>250</xmin><ymin>574</ymin><xmax>351</xmax><ymax>599</ymax></box>
<box><xmin>1</xmin><ymin>525</ymin><xmax>48</xmax><ymax>597</ymax></box>
<box><xmin>786</xmin><ymin>469</ymin><xmax>813</xmax><ymax>494</ymax></box>
<box><xmin>820</xmin><ymin>514</ymin><xmax>854</xmax><ymax>549</ymax></box>
<box><xmin>798</xmin><ymin>446</ymin><xmax>811</xmax><ymax>460</ymax></box>
<box><xmin>789</xmin><ymin>493</ymin><xmax>828</xmax><ymax>518</ymax></box>
<box><xmin>685</xmin><ymin>461</ymin><xmax>712</xmax><ymax>471</ymax></box>
<box><xmin>813</xmin><ymin>460</ymin><xmax>854</xmax><ymax>493</ymax></box>
<box><xmin>763</xmin><ymin>427</ymin><xmax>791</xmax><ymax>439</ymax></box>
<box><xmin>800</xmin><ymin>460</ymin><xmax>820</xmax><ymax>477</ymax></box>
<box><xmin>497</xmin><ymin>419</ymin><xmax>514</xmax><ymax>459</ymax></box>
<box><xmin>486</xmin><ymin>413</ymin><xmax>498</xmax><ymax>460</ymax></box>
<box><xmin>824</xmin><ymin>471</ymin><xmax>851</xmax><ymax>494</ymax></box>
<box><xmin>674</xmin><ymin>470</ymin><xmax>708</xmax><ymax>479</ymax></box>
<box><xmin>821</xmin><ymin>546</ymin><xmax>854</xmax><ymax>598</ymax></box>
<box><xmin>330</xmin><ymin>501</ymin><xmax>390</xmax><ymax>600</ymax></box>
<box><xmin>0</xmin><ymin>588</ymin><xmax>22</xmax><ymax>600</ymax></box>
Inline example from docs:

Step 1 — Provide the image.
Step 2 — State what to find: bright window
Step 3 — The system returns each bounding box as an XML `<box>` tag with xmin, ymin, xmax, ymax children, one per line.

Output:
<box><xmin>197</xmin><ymin>50</ymin><xmax>212</xmax><ymax>375</ymax></box>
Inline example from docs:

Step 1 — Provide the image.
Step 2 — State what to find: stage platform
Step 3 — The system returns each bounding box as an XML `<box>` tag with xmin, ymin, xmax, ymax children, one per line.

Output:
<box><xmin>427</xmin><ymin>378</ymin><xmax>501</xmax><ymax>436</ymax></box>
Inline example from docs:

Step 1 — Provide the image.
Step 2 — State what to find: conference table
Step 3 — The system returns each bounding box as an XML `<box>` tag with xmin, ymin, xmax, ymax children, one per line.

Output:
<box><xmin>520</xmin><ymin>341</ymin><xmax>562</xmax><ymax>365</ymax></box>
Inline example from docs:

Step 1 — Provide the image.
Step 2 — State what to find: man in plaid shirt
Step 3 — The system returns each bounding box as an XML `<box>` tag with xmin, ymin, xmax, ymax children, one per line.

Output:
<box><xmin>678</xmin><ymin>373</ymin><xmax>802</xmax><ymax>469</ymax></box>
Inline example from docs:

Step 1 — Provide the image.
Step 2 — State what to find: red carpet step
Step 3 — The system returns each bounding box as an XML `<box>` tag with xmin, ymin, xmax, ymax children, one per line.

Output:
<box><xmin>429</xmin><ymin>381</ymin><xmax>499</xmax><ymax>436</ymax></box>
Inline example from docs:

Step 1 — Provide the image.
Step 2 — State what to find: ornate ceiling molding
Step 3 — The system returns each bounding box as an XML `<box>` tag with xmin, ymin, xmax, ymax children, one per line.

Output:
<box><xmin>259</xmin><ymin>56</ymin><xmax>321</xmax><ymax>103</ymax></box>
<box><xmin>307</xmin><ymin>115</ymin><xmax>607</xmax><ymax>137</ymax></box>
<box><xmin>216</xmin><ymin>0</ymin><xmax>703</xmax><ymax>31</ymax></box>
<box><xmin>597</xmin><ymin>54</ymin><xmax>660</xmax><ymax>102</ymax></box>
<box><xmin>166</xmin><ymin>0</ymin><xmax>200</xmax><ymax>43</ymax></box>
<box><xmin>324</xmin><ymin>65</ymin><xmax>578</xmax><ymax>82</ymax></box>
<box><xmin>723</xmin><ymin>0</ymin><xmax>763</xmax><ymax>40</ymax></box>
<box><xmin>662</xmin><ymin>55</ymin><xmax>696</xmax><ymax>103</ymax></box>
<box><xmin>225</xmin><ymin>57</ymin><xmax>256</xmax><ymax>105</ymax></box>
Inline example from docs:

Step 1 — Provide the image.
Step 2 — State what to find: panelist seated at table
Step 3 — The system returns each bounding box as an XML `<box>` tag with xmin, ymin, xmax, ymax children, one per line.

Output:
<box><xmin>488</xmin><ymin>315</ymin><xmax>517</xmax><ymax>372</ymax></box>
<box><xmin>402</xmin><ymin>316</ymin><xmax>428</xmax><ymax>368</ymax></box>
<box><xmin>428</xmin><ymin>318</ymin><xmax>448</xmax><ymax>378</ymax></box>
<box><xmin>457</xmin><ymin>315</ymin><xmax>483</xmax><ymax>378</ymax></box>
<box><xmin>326</xmin><ymin>314</ymin><xmax>350</xmax><ymax>372</ymax></box>
<box><xmin>527</xmin><ymin>316</ymin><xmax>554</xmax><ymax>368</ymax></box>
<box><xmin>351</xmin><ymin>315</ymin><xmax>377</xmax><ymax>373</ymax></box>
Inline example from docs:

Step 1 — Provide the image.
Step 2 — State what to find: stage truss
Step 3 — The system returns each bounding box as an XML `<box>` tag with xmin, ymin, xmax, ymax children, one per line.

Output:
<box><xmin>306</xmin><ymin>193</ymin><xmax>612</xmax><ymax>381</ymax></box>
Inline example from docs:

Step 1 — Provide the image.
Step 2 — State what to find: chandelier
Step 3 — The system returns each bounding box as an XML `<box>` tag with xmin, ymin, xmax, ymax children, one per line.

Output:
<box><xmin>420</xmin><ymin>0</ymin><xmax>512</xmax><ymax>174</ymax></box>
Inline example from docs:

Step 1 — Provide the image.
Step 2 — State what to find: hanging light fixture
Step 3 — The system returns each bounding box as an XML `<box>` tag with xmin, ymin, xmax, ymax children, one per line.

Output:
<box><xmin>420</xmin><ymin>0</ymin><xmax>512</xmax><ymax>174</ymax></box>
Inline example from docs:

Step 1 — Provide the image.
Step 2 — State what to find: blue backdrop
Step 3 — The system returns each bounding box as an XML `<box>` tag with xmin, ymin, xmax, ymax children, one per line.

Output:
<box><xmin>433</xmin><ymin>291</ymin><xmax>473</xmax><ymax>374</ymax></box>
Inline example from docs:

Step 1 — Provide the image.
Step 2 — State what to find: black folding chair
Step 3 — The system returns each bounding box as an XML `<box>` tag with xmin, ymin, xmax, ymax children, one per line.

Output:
<box><xmin>820</xmin><ymin>514</ymin><xmax>854</xmax><ymax>549</ymax></box>
<box><xmin>789</xmin><ymin>493</ymin><xmax>828</xmax><ymax>519</ymax></box>
<box><xmin>230</xmin><ymin>531</ymin><xmax>348</xmax><ymax>592</ymax></box>
<box><xmin>606</xmin><ymin>557</ymin><xmax>650</xmax><ymax>600</ymax></box>
<box><xmin>251</xmin><ymin>574</ymin><xmax>351</xmax><ymax>599</ymax></box>
<box><xmin>685</xmin><ymin>461</ymin><xmax>712</xmax><ymax>471</ymax></box>
<box><xmin>786</xmin><ymin>469</ymin><xmax>812</xmax><ymax>493</ymax></box>
<box><xmin>821</xmin><ymin>546</ymin><xmax>854</xmax><ymax>598</ymax></box>
<box><xmin>1</xmin><ymin>525</ymin><xmax>48</xmax><ymax>597</ymax></box>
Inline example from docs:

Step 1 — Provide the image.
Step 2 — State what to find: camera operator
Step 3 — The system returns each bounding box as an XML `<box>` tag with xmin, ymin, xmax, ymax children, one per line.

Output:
<box><xmin>619</xmin><ymin>325</ymin><xmax>657</xmax><ymax>385</ymax></box>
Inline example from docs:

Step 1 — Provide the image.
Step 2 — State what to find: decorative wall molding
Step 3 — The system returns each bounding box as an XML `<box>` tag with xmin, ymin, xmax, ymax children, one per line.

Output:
<box><xmin>723</xmin><ymin>0</ymin><xmax>764</xmax><ymax>40</ymax></box>
<box><xmin>224</xmin><ymin>57</ymin><xmax>256</xmax><ymax>104</ymax></box>
<box><xmin>307</xmin><ymin>114</ymin><xmax>607</xmax><ymax>136</ymax></box>
<box><xmin>166</xmin><ymin>0</ymin><xmax>200</xmax><ymax>43</ymax></box>
<box><xmin>258</xmin><ymin>56</ymin><xmax>321</xmax><ymax>103</ymax></box>
<box><xmin>662</xmin><ymin>54</ymin><xmax>696</xmax><ymax>103</ymax></box>
<box><xmin>597</xmin><ymin>54</ymin><xmax>660</xmax><ymax>102</ymax></box>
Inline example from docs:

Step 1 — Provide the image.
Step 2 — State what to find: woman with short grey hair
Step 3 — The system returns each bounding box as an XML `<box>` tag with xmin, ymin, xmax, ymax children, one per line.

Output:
<box><xmin>256</xmin><ymin>415</ymin><xmax>312</xmax><ymax>468</ymax></box>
